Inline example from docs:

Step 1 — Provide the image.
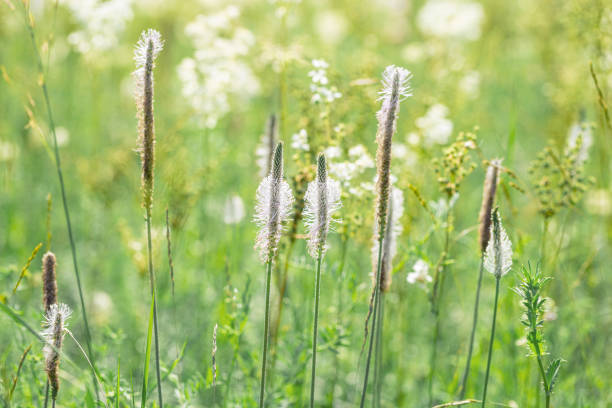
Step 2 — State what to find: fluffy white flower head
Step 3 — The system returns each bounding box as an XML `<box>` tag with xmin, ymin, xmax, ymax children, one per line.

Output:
<box><xmin>134</xmin><ymin>29</ymin><xmax>164</xmax><ymax>71</ymax></box>
<box><xmin>254</xmin><ymin>144</ymin><xmax>294</xmax><ymax>263</ymax></box>
<box><xmin>42</xmin><ymin>303</ymin><xmax>72</xmax><ymax>353</ymax></box>
<box><xmin>378</xmin><ymin>65</ymin><xmax>413</xmax><ymax>102</ymax></box>
<box><xmin>304</xmin><ymin>154</ymin><xmax>342</xmax><ymax>258</ymax></box>
<box><xmin>484</xmin><ymin>209</ymin><xmax>512</xmax><ymax>278</ymax></box>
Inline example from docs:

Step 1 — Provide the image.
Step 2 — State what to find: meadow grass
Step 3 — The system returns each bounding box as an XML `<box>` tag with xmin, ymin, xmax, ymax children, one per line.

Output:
<box><xmin>1</xmin><ymin>0</ymin><xmax>612</xmax><ymax>407</ymax></box>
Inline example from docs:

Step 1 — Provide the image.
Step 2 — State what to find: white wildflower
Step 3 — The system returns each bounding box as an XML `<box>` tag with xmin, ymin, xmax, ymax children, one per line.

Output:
<box><xmin>417</xmin><ymin>0</ymin><xmax>485</xmax><ymax>41</ymax></box>
<box><xmin>415</xmin><ymin>104</ymin><xmax>454</xmax><ymax>146</ymax></box>
<box><xmin>178</xmin><ymin>6</ymin><xmax>259</xmax><ymax>128</ymax></box>
<box><xmin>407</xmin><ymin>259</ymin><xmax>432</xmax><ymax>288</ymax></box>
<box><xmin>349</xmin><ymin>144</ymin><xmax>375</xmax><ymax>169</ymax></box>
<box><xmin>309</xmin><ymin>59</ymin><xmax>342</xmax><ymax>104</ymax></box>
<box><xmin>62</xmin><ymin>0</ymin><xmax>133</xmax><ymax>55</ymax></box>
<box><xmin>291</xmin><ymin>129</ymin><xmax>310</xmax><ymax>151</ymax></box>
<box><xmin>324</xmin><ymin>145</ymin><xmax>342</xmax><ymax>159</ymax></box>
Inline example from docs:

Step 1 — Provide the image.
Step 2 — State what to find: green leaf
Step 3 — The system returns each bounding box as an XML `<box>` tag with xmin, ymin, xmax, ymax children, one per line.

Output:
<box><xmin>545</xmin><ymin>357</ymin><xmax>563</xmax><ymax>394</ymax></box>
<box><xmin>141</xmin><ymin>295</ymin><xmax>155</xmax><ymax>408</ymax></box>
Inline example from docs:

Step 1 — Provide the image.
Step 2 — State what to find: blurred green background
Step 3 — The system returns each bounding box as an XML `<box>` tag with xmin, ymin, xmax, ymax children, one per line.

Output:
<box><xmin>1</xmin><ymin>0</ymin><xmax>611</xmax><ymax>406</ymax></box>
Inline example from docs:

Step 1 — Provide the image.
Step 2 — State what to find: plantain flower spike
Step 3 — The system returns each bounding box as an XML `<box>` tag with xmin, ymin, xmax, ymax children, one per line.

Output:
<box><xmin>134</xmin><ymin>29</ymin><xmax>163</xmax><ymax>211</ymax></box>
<box><xmin>374</xmin><ymin>65</ymin><xmax>412</xmax><ymax>237</ymax></box>
<box><xmin>304</xmin><ymin>153</ymin><xmax>342</xmax><ymax>258</ymax></box>
<box><xmin>484</xmin><ymin>208</ymin><xmax>512</xmax><ymax>278</ymax></box>
<box><xmin>254</xmin><ymin>142</ymin><xmax>294</xmax><ymax>262</ymax></box>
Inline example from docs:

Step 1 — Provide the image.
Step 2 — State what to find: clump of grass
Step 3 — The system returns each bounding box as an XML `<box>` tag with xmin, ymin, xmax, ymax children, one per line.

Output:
<box><xmin>481</xmin><ymin>208</ymin><xmax>513</xmax><ymax>407</ymax></box>
<box><xmin>133</xmin><ymin>28</ymin><xmax>164</xmax><ymax>408</ymax></box>
<box><xmin>304</xmin><ymin>153</ymin><xmax>341</xmax><ymax>407</ymax></box>
<box><xmin>360</xmin><ymin>64</ymin><xmax>412</xmax><ymax>408</ymax></box>
<box><xmin>254</xmin><ymin>142</ymin><xmax>294</xmax><ymax>407</ymax></box>
<box><xmin>459</xmin><ymin>159</ymin><xmax>501</xmax><ymax>399</ymax></box>
<box><xmin>514</xmin><ymin>264</ymin><xmax>563</xmax><ymax>408</ymax></box>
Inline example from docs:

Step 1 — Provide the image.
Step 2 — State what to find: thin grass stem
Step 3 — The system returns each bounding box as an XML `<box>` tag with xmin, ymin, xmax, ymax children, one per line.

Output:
<box><xmin>310</xmin><ymin>249</ymin><xmax>323</xmax><ymax>407</ymax></box>
<box><xmin>481</xmin><ymin>277</ymin><xmax>501</xmax><ymax>407</ymax></box>
<box><xmin>145</xmin><ymin>209</ymin><xmax>163</xmax><ymax>407</ymax></box>
<box><xmin>458</xmin><ymin>257</ymin><xmax>485</xmax><ymax>399</ymax></box>
<box><xmin>259</xmin><ymin>259</ymin><xmax>274</xmax><ymax>407</ymax></box>
<box><xmin>359</xmin><ymin>236</ymin><xmax>384</xmax><ymax>408</ymax></box>
<box><xmin>20</xmin><ymin>2</ymin><xmax>98</xmax><ymax>398</ymax></box>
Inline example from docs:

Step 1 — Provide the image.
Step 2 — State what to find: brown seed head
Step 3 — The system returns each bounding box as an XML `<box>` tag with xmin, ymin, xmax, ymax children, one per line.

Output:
<box><xmin>478</xmin><ymin>160</ymin><xmax>501</xmax><ymax>253</ymax></box>
<box><xmin>42</xmin><ymin>252</ymin><xmax>57</xmax><ymax>312</ymax></box>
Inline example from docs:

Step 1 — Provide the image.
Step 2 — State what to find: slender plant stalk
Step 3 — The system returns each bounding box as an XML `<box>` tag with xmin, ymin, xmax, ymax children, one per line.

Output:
<box><xmin>20</xmin><ymin>2</ymin><xmax>98</xmax><ymax>398</ymax></box>
<box><xmin>259</xmin><ymin>259</ymin><xmax>274</xmax><ymax>407</ymax></box>
<box><xmin>145</xmin><ymin>209</ymin><xmax>163</xmax><ymax>408</ymax></box>
<box><xmin>359</xmin><ymin>237</ymin><xmax>384</xmax><ymax>408</ymax></box>
<box><xmin>373</xmin><ymin>295</ymin><xmax>385</xmax><ymax>408</ymax></box>
<box><xmin>428</xmin><ymin>208</ymin><xmax>452</xmax><ymax>406</ymax></box>
<box><xmin>458</xmin><ymin>257</ymin><xmax>485</xmax><ymax>398</ymax></box>
<box><xmin>44</xmin><ymin>380</ymin><xmax>49</xmax><ymax>408</ymax></box>
<box><xmin>481</xmin><ymin>277</ymin><xmax>501</xmax><ymax>407</ymax></box>
<box><xmin>310</xmin><ymin>249</ymin><xmax>323</xmax><ymax>407</ymax></box>
<box><xmin>329</xmin><ymin>237</ymin><xmax>349</xmax><ymax>404</ymax></box>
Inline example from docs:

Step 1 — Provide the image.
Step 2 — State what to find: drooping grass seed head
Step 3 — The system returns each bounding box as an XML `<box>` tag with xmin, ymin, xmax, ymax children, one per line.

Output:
<box><xmin>372</xmin><ymin>187</ymin><xmax>404</xmax><ymax>292</ymax></box>
<box><xmin>42</xmin><ymin>303</ymin><xmax>71</xmax><ymax>401</ymax></box>
<box><xmin>254</xmin><ymin>142</ymin><xmax>294</xmax><ymax>263</ymax></box>
<box><xmin>134</xmin><ymin>29</ymin><xmax>163</xmax><ymax>211</ymax></box>
<box><xmin>375</xmin><ymin>65</ymin><xmax>412</xmax><ymax>236</ymax></box>
<box><xmin>304</xmin><ymin>153</ymin><xmax>342</xmax><ymax>258</ymax></box>
<box><xmin>484</xmin><ymin>208</ymin><xmax>512</xmax><ymax>278</ymax></box>
<box><xmin>478</xmin><ymin>160</ymin><xmax>501</xmax><ymax>253</ymax></box>
<box><xmin>42</xmin><ymin>251</ymin><xmax>57</xmax><ymax>312</ymax></box>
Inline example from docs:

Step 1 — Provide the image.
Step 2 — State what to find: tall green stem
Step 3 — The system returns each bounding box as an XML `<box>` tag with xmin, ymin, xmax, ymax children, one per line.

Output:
<box><xmin>373</xmin><ymin>296</ymin><xmax>385</xmax><ymax>408</ymax></box>
<box><xmin>534</xmin><ymin>343</ymin><xmax>550</xmax><ymax>408</ymax></box>
<box><xmin>359</xmin><ymin>237</ymin><xmax>384</xmax><ymax>408</ymax></box>
<box><xmin>458</xmin><ymin>257</ymin><xmax>485</xmax><ymax>398</ymax></box>
<box><xmin>428</xmin><ymin>208</ymin><xmax>452</xmax><ymax>406</ymax></box>
<box><xmin>21</xmin><ymin>4</ymin><xmax>98</xmax><ymax>399</ymax></box>
<box><xmin>145</xmin><ymin>209</ymin><xmax>163</xmax><ymax>407</ymax></box>
<box><xmin>481</xmin><ymin>277</ymin><xmax>501</xmax><ymax>407</ymax></box>
<box><xmin>310</xmin><ymin>250</ymin><xmax>323</xmax><ymax>408</ymax></box>
<box><xmin>259</xmin><ymin>259</ymin><xmax>274</xmax><ymax>407</ymax></box>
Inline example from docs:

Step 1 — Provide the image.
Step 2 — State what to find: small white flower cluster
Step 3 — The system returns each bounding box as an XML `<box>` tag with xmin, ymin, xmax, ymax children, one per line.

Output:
<box><xmin>415</xmin><ymin>104</ymin><xmax>454</xmax><ymax>146</ymax></box>
<box><xmin>417</xmin><ymin>0</ymin><xmax>485</xmax><ymax>42</ymax></box>
<box><xmin>291</xmin><ymin>129</ymin><xmax>310</xmax><ymax>151</ymax></box>
<box><xmin>327</xmin><ymin>143</ymin><xmax>376</xmax><ymax>197</ymax></box>
<box><xmin>407</xmin><ymin>259</ymin><xmax>432</xmax><ymax>288</ymax></box>
<box><xmin>178</xmin><ymin>6</ymin><xmax>259</xmax><ymax>129</ymax></box>
<box><xmin>308</xmin><ymin>59</ymin><xmax>342</xmax><ymax>104</ymax></box>
<box><xmin>62</xmin><ymin>0</ymin><xmax>133</xmax><ymax>55</ymax></box>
